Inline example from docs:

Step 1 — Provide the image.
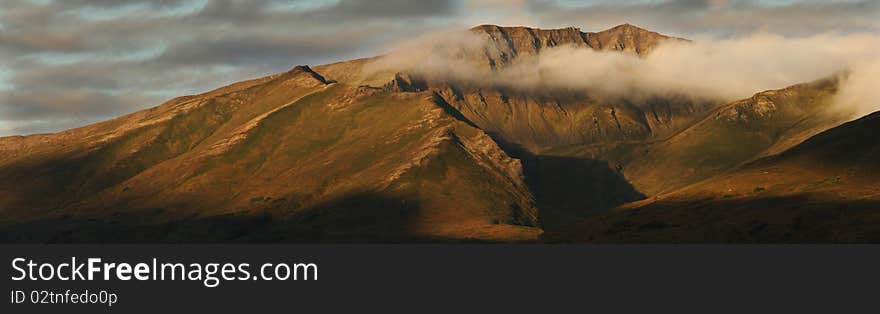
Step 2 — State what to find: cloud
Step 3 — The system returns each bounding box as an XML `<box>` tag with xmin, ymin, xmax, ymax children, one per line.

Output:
<box><xmin>525</xmin><ymin>0</ymin><xmax>880</xmax><ymax>38</ymax></box>
<box><xmin>834</xmin><ymin>58</ymin><xmax>880</xmax><ymax>118</ymax></box>
<box><xmin>363</xmin><ymin>30</ymin><xmax>490</xmax><ymax>80</ymax></box>
<box><xmin>0</xmin><ymin>89</ymin><xmax>158</xmax><ymax>121</ymax></box>
<box><xmin>0</xmin><ymin>0</ymin><xmax>458</xmax><ymax>135</ymax></box>
<box><xmin>367</xmin><ymin>29</ymin><xmax>880</xmax><ymax>115</ymax></box>
<box><xmin>329</xmin><ymin>0</ymin><xmax>456</xmax><ymax>18</ymax></box>
<box><xmin>515</xmin><ymin>33</ymin><xmax>879</xmax><ymax>101</ymax></box>
<box><xmin>56</xmin><ymin>0</ymin><xmax>188</xmax><ymax>8</ymax></box>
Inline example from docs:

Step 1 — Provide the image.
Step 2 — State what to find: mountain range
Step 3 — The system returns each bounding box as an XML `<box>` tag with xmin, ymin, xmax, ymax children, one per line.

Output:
<box><xmin>0</xmin><ymin>24</ymin><xmax>875</xmax><ymax>243</ymax></box>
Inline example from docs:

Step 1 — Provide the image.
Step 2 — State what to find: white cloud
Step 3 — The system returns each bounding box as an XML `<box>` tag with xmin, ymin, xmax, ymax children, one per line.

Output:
<box><xmin>368</xmin><ymin>29</ymin><xmax>880</xmax><ymax>116</ymax></box>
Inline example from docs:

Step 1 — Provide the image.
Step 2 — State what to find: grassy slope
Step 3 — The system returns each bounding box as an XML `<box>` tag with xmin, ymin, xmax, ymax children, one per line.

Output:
<box><xmin>554</xmin><ymin>79</ymin><xmax>849</xmax><ymax>196</ymax></box>
<box><xmin>0</xmin><ymin>68</ymin><xmax>540</xmax><ymax>242</ymax></box>
<box><xmin>0</xmin><ymin>67</ymin><xmax>324</xmax><ymax>217</ymax></box>
<box><xmin>559</xmin><ymin>111</ymin><xmax>880</xmax><ymax>243</ymax></box>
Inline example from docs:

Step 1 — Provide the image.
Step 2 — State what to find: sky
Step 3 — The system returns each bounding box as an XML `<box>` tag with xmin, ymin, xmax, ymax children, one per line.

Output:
<box><xmin>0</xmin><ymin>0</ymin><xmax>878</xmax><ymax>136</ymax></box>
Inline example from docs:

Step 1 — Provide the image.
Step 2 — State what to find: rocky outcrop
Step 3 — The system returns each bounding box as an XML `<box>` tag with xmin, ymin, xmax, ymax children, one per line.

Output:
<box><xmin>470</xmin><ymin>23</ymin><xmax>685</xmax><ymax>68</ymax></box>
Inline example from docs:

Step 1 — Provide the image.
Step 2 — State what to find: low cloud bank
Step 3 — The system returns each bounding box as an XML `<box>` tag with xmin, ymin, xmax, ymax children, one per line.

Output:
<box><xmin>366</xmin><ymin>30</ymin><xmax>880</xmax><ymax>117</ymax></box>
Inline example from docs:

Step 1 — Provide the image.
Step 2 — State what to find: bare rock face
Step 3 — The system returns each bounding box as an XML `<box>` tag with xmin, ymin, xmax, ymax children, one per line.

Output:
<box><xmin>383</xmin><ymin>73</ymin><xmax>428</xmax><ymax>93</ymax></box>
<box><xmin>591</xmin><ymin>23</ymin><xmax>681</xmax><ymax>54</ymax></box>
<box><xmin>470</xmin><ymin>23</ymin><xmax>685</xmax><ymax>68</ymax></box>
<box><xmin>471</xmin><ymin>25</ymin><xmax>591</xmax><ymax>68</ymax></box>
<box><xmin>427</xmin><ymin>85</ymin><xmax>716</xmax><ymax>151</ymax></box>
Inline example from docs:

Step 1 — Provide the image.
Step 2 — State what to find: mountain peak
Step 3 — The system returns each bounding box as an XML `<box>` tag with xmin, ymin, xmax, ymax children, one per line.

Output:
<box><xmin>462</xmin><ymin>23</ymin><xmax>681</xmax><ymax>65</ymax></box>
<box><xmin>593</xmin><ymin>23</ymin><xmax>684</xmax><ymax>54</ymax></box>
<box><xmin>599</xmin><ymin>23</ymin><xmax>664</xmax><ymax>37</ymax></box>
<box><xmin>608</xmin><ymin>23</ymin><xmax>644</xmax><ymax>30</ymax></box>
<box><xmin>469</xmin><ymin>23</ymin><xmax>660</xmax><ymax>36</ymax></box>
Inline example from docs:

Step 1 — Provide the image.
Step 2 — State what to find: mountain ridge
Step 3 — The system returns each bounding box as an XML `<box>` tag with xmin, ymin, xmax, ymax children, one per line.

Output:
<box><xmin>314</xmin><ymin>23</ymin><xmax>685</xmax><ymax>86</ymax></box>
<box><xmin>469</xmin><ymin>23</ymin><xmax>686</xmax><ymax>57</ymax></box>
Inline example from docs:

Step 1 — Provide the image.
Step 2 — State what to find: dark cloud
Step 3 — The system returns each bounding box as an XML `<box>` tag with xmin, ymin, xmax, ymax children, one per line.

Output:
<box><xmin>524</xmin><ymin>0</ymin><xmax>879</xmax><ymax>37</ymax></box>
<box><xmin>329</xmin><ymin>0</ymin><xmax>456</xmax><ymax>18</ymax></box>
<box><xmin>0</xmin><ymin>89</ymin><xmax>158</xmax><ymax>120</ymax></box>
<box><xmin>60</xmin><ymin>0</ymin><xmax>188</xmax><ymax>7</ymax></box>
<box><xmin>156</xmin><ymin>34</ymin><xmax>372</xmax><ymax>67</ymax></box>
<box><xmin>0</xmin><ymin>31</ymin><xmax>87</xmax><ymax>53</ymax></box>
<box><xmin>11</xmin><ymin>63</ymin><xmax>123</xmax><ymax>91</ymax></box>
<box><xmin>193</xmin><ymin>0</ymin><xmax>457</xmax><ymax>23</ymax></box>
<box><xmin>0</xmin><ymin>0</ymin><xmax>458</xmax><ymax>135</ymax></box>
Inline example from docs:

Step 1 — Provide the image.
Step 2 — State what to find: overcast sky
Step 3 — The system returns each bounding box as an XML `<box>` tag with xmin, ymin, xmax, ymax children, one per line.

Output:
<box><xmin>1</xmin><ymin>0</ymin><xmax>878</xmax><ymax>135</ymax></box>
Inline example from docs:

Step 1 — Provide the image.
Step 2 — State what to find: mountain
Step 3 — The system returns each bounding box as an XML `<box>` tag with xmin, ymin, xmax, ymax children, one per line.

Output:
<box><xmin>316</xmin><ymin>23</ymin><xmax>686</xmax><ymax>84</ymax></box>
<box><xmin>549</xmin><ymin>77</ymin><xmax>851</xmax><ymax>195</ymax></box>
<box><xmin>318</xmin><ymin>24</ymin><xmax>702</xmax><ymax>151</ymax></box>
<box><xmin>0</xmin><ymin>24</ymin><xmax>869</xmax><ymax>242</ymax></box>
<box><xmin>319</xmin><ymin>24</ymin><xmax>700</xmax><ymax>221</ymax></box>
<box><xmin>0</xmin><ymin>66</ymin><xmax>539</xmax><ymax>242</ymax></box>
<box><xmin>468</xmin><ymin>23</ymin><xmax>685</xmax><ymax>67</ymax></box>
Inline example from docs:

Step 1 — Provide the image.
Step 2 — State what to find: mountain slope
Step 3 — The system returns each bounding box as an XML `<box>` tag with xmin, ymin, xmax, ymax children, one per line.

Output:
<box><xmin>318</xmin><ymin>24</ymin><xmax>703</xmax><ymax>152</ymax></box>
<box><xmin>565</xmin><ymin>110</ymin><xmax>880</xmax><ymax>243</ymax></box>
<box><xmin>607</xmin><ymin>78</ymin><xmax>850</xmax><ymax>195</ymax></box>
<box><xmin>0</xmin><ymin>66</ymin><xmax>540</xmax><ymax>242</ymax></box>
<box><xmin>314</xmin><ymin>24</ymin><xmax>695</xmax><ymax>217</ymax></box>
<box><xmin>668</xmin><ymin>109</ymin><xmax>880</xmax><ymax>202</ymax></box>
<box><xmin>1</xmin><ymin>24</ymin><xmax>677</xmax><ymax>242</ymax></box>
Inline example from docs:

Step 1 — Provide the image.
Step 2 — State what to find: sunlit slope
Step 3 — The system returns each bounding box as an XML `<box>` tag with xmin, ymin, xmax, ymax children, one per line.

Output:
<box><xmin>666</xmin><ymin>109</ymin><xmax>880</xmax><ymax>202</ymax></box>
<box><xmin>565</xmin><ymin>110</ymin><xmax>880</xmax><ymax>243</ymax></box>
<box><xmin>0</xmin><ymin>67</ymin><xmax>323</xmax><ymax>216</ymax></box>
<box><xmin>0</xmin><ymin>66</ymin><xmax>539</xmax><ymax>242</ymax></box>
<box><xmin>546</xmin><ymin>78</ymin><xmax>851</xmax><ymax>195</ymax></box>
